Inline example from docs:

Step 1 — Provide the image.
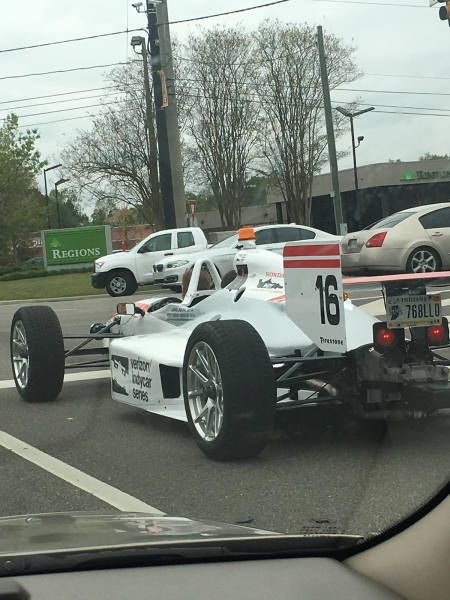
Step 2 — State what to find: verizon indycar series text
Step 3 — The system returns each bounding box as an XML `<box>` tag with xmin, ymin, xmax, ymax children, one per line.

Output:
<box><xmin>10</xmin><ymin>233</ymin><xmax>450</xmax><ymax>460</ymax></box>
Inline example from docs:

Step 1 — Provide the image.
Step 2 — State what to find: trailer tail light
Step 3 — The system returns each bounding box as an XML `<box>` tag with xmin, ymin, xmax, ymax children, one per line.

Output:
<box><xmin>427</xmin><ymin>318</ymin><xmax>449</xmax><ymax>347</ymax></box>
<box><xmin>373</xmin><ymin>322</ymin><xmax>405</xmax><ymax>354</ymax></box>
<box><xmin>366</xmin><ymin>232</ymin><xmax>387</xmax><ymax>248</ymax></box>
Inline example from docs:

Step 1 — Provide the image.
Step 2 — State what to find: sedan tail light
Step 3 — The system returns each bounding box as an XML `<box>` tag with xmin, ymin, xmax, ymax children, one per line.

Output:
<box><xmin>366</xmin><ymin>232</ymin><xmax>387</xmax><ymax>248</ymax></box>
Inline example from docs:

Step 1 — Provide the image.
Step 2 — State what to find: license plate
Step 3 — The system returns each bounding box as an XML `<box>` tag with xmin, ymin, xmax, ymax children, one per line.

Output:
<box><xmin>386</xmin><ymin>294</ymin><xmax>442</xmax><ymax>329</ymax></box>
<box><xmin>347</xmin><ymin>239</ymin><xmax>358</xmax><ymax>249</ymax></box>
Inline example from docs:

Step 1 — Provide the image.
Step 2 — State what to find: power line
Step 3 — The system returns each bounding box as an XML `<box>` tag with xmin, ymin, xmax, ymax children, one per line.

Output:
<box><xmin>0</xmin><ymin>86</ymin><xmax>118</xmax><ymax>106</ymax></box>
<box><xmin>336</xmin><ymin>87</ymin><xmax>450</xmax><ymax>96</ymax></box>
<box><xmin>0</xmin><ymin>61</ymin><xmax>132</xmax><ymax>82</ymax></box>
<box><xmin>0</xmin><ymin>91</ymin><xmax>126</xmax><ymax>113</ymax></box>
<box><xmin>1</xmin><ymin>99</ymin><xmax>128</xmax><ymax>121</ymax></box>
<box><xmin>0</xmin><ymin>28</ymin><xmax>146</xmax><ymax>55</ymax></box>
<box><xmin>313</xmin><ymin>0</ymin><xmax>426</xmax><ymax>7</ymax></box>
<box><xmin>352</xmin><ymin>101</ymin><xmax>450</xmax><ymax>112</ymax></box>
<box><xmin>376</xmin><ymin>110</ymin><xmax>450</xmax><ymax>117</ymax></box>
<box><xmin>162</xmin><ymin>0</ymin><xmax>290</xmax><ymax>25</ymax></box>
<box><xmin>366</xmin><ymin>72</ymin><xmax>450</xmax><ymax>81</ymax></box>
<box><xmin>19</xmin><ymin>114</ymin><xmax>102</xmax><ymax>129</ymax></box>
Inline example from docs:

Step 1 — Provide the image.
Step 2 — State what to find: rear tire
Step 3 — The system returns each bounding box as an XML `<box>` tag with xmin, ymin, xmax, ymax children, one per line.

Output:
<box><xmin>183</xmin><ymin>320</ymin><xmax>275</xmax><ymax>460</ymax></box>
<box><xmin>10</xmin><ymin>306</ymin><xmax>64</xmax><ymax>402</ymax></box>
<box><xmin>406</xmin><ymin>247</ymin><xmax>441</xmax><ymax>273</ymax></box>
<box><xmin>106</xmin><ymin>270</ymin><xmax>138</xmax><ymax>297</ymax></box>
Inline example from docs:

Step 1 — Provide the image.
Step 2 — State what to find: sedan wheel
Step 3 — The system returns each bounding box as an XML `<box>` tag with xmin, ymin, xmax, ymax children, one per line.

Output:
<box><xmin>407</xmin><ymin>248</ymin><xmax>440</xmax><ymax>273</ymax></box>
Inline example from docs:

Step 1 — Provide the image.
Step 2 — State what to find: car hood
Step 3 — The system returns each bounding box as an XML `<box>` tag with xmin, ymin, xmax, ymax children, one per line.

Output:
<box><xmin>0</xmin><ymin>512</ymin><xmax>279</xmax><ymax>556</ymax></box>
<box><xmin>98</xmin><ymin>251</ymin><xmax>133</xmax><ymax>264</ymax></box>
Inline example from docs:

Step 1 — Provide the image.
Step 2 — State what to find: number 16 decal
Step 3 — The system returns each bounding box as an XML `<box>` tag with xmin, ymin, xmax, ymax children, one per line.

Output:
<box><xmin>316</xmin><ymin>275</ymin><xmax>340</xmax><ymax>326</ymax></box>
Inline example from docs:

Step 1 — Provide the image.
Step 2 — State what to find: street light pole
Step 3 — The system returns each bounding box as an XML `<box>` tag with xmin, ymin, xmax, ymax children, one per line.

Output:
<box><xmin>43</xmin><ymin>163</ymin><xmax>62</xmax><ymax>228</ymax></box>
<box><xmin>335</xmin><ymin>106</ymin><xmax>375</xmax><ymax>193</ymax></box>
<box><xmin>54</xmin><ymin>178</ymin><xmax>70</xmax><ymax>228</ymax></box>
<box><xmin>349</xmin><ymin>116</ymin><xmax>358</xmax><ymax>190</ymax></box>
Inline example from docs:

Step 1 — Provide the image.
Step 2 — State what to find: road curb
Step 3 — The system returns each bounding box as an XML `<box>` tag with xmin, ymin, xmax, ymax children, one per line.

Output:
<box><xmin>0</xmin><ymin>289</ymin><xmax>163</xmax><ymax>306</ymax></box>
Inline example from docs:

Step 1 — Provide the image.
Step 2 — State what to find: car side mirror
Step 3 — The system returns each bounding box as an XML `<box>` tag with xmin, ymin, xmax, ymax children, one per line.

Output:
<box><xmin>137</xmin><ymin>246</ymin><xmax>149</xmax><ymax>254</ymax></box>
<box><xmin>116</xmin><ymin>303</ymin><xmax>145</xmax><ymax>317</ymax></box>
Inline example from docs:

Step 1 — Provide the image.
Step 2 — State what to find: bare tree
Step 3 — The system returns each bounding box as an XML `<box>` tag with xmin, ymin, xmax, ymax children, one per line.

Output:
<box><xmin>181</xmin><ymin>27</ymin><xmax>261</xmax><ymax>228</ymax></box>
<box><xmin>253</xmin><ymin>21</ymin><xmax>360</xmax><ymax>225</ymax></box>
<box><xmin>63</xmin><ymin>61</ymin><xmax>163</xmax><ymax>227</ymax></box>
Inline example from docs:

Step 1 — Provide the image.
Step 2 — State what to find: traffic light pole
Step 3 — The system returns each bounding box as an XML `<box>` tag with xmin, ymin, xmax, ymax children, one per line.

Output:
<box><xmin>317</xmin><ymin>25</ymin><xmax>345</xmax><ymax>236</ymax></box>
<box><xmin>146</xmin><ymin>0</ymin><xmax>185</xmax><ymax>229</ymax></box>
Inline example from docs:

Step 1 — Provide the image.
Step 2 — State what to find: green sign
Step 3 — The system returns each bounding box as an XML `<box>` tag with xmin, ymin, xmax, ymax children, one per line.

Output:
<box><xmin>43</xmin><ymin>226</ymin><xmax>109</xmax><ymax>267</ymax></box>
<box><xmin>400</xmin><ymin>168</ymin><xmax>450</xmax><ymax>182</ymax></box>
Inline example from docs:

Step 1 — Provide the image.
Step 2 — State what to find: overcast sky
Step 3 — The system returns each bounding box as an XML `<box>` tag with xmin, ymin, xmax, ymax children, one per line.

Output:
<box><xmin>0</xmin><ymin>0</ymin><xmax>448</xmax><ymax>196</ymax></box>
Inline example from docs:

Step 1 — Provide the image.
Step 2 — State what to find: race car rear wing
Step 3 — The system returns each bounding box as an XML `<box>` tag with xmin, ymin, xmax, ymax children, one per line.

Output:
<box><xmin>343</xmin><ymin>270</ymin><xmax>450</xmax><ymax>293</ymax></box>
<box><xmin>283</xmin><ymin>242</ymin><xmax>450</xmax><ymax>354</ymax></box>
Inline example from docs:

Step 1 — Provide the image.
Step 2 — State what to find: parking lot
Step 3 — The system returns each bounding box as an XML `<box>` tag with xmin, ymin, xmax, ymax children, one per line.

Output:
<box><xmin>0</xmin><ymin>292</ymin><xmax>449</xmax><ymax>536</ymax></box>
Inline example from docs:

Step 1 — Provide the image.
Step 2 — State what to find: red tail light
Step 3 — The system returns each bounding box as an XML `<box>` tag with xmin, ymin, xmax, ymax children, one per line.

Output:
<box><xmin>366</xmin><ymin>232</ymin><xmax>387</xmax><ymax>248</ymax></box>
<box><xmin>373</xmin><ymin>322</ymin><xmax>405</xmax><ymax>353</ymax></box>
<box><xmin>427</xmin><ymin>318</ymin><xmax>449</xmax><ymax>346</ymax></box>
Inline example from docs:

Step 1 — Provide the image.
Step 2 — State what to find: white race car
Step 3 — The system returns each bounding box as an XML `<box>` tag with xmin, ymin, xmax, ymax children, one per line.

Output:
<box><xmin>10</xmin><ymin>230</ymin><xmax>450</xmax><ymax>460</ymax></box>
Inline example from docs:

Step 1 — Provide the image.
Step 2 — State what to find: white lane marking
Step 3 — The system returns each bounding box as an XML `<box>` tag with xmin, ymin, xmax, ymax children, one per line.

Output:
<box><xmin>0</xmin><ymin>369</ymin><xmax>110</xmax><ymax>390</ymax></box>
<box><xmin>359</xmin><ymin>296</ymin><xmax>450</xmax><ymax>317</ymax></box>
<box><xmin>0</xmin><ymin>431</ymin><xmax>165</xmax><ymax>515</ymax></box>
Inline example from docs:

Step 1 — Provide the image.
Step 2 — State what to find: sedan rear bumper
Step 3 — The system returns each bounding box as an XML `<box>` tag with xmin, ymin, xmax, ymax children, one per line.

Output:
<box><xmin>341</xmin><ymin>248</ymin><xmax>406</xmax><ymax>273</ymax></box>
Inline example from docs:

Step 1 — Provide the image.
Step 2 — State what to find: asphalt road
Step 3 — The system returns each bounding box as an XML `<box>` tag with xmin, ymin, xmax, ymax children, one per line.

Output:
<box><xmin>0</xmin><ymin>292</ymin><xmax>449</xmax><ymax>538</ymax></box>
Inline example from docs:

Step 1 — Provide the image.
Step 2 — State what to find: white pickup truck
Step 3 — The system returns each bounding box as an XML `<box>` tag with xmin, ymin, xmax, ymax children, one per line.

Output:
<box><xmin>91</xmin><ymin>227</ymin><xmax>208</xmax><ymax>297</ymax></box>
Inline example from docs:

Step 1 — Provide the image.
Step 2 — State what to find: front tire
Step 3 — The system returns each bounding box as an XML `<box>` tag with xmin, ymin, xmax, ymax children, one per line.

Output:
<box><xmin>10</xmin><ymin>306</ymin><xmax>65</xmax><ymax>402</ymax></box>
<box><xmin>106</xmin><ymin>270</ymin><xmax>138</xmax><ymax>297</ymax></box>
<box><xmin>183</xmin><ymin>320</ymin><xmax>275</xmax><ymax>460</ymax></box>
<box><xmin>406</xmin><ymin>247</ymin><xmax>441</xmax><ymax>273</ymax></box>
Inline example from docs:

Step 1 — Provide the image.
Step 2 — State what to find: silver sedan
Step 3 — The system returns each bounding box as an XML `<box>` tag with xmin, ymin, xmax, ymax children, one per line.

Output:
<box><xmin>341</xmin><ymin>202</ymin><xmax>450</xmax><ymax>274</ymax></box>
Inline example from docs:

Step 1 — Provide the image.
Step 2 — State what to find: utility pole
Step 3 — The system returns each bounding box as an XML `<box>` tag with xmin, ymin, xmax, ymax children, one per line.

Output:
<box><xmin>131</xmin><ymin>35</ymin><xmax>161</xmax><ymax>223</ymax></box>
<box><xmin>317</xmin><ymin>25</ymin><xmax>346</xmax><ymax>236</ymax></box>
<box><xmin>146</xmin><ymin>0</ymin><xmax>185</xmax><ymax>228</ymax></box>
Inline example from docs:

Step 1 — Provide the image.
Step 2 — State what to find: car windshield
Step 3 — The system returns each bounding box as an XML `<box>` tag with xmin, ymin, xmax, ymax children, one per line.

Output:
<box><xmin>0</xmin><ymin>0</ymin><xmax>448</xmax><ymax>573</ymax></box>
<box><xmin>209</xmin><ymin>234</ymin><xmax>238</xmax><ymax>248</ymax></box>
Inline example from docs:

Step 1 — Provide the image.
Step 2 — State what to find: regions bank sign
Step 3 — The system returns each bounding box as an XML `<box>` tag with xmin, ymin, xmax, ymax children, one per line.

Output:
<box><xmin>42</xmin><ymin>226</ymin><xmax>111</xmax><ymax>268</ymax></box>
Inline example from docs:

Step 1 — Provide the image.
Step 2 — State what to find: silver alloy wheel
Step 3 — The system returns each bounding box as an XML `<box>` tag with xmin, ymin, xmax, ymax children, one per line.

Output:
<box><xmin>410</xmin><ymin>249</ymin><xmax>438</xmax><ymax>273</ymax></box>
<box><xmin>110</xmin><ymin>275</ymin><xmax>127</xmax><ymax>295</ymax></box>
<box><xmin>187</xmin><ymin>341</ymin><xmax>224</xmax><ymax>442</ymax></box>
<box><xmin>11</xmin><ymin>321</ymin><xmax>29</xmax><ymax>389</ymax></box>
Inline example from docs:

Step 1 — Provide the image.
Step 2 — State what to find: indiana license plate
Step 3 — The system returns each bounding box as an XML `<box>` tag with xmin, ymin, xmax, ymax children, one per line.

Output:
<box><xmin>386</xmin><ymin>294</ymin><xmax>442</xmax><ymax>329</ymax></box>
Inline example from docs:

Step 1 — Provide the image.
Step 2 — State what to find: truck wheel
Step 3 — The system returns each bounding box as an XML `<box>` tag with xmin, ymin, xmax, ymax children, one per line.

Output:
<box><xmin>10</xmin><ymin>306</ymin><xmax>65</xmax><ymax>402</ymax></box>
<box><xmin>183</xmin><ymin>320</ymin><xmax>275</xmax><ymax>460</ymax></box>
<box><xmin>106</xmin><ymin>270</ymin><xmax>138</xmax><ymax>297</ymax></box>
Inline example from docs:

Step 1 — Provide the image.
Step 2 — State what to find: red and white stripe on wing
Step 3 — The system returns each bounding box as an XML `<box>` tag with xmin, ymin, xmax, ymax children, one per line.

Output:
<box><xmin>283</xmin><ymin>243</ymin><xmax>341</xmax><ymax>270</ymax></box>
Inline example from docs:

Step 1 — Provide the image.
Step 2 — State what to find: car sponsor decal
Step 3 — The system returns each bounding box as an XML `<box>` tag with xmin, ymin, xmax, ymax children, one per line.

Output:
<box><xmin>257</xmin><ymin>277</ymin><xmax>283</xmax><ymax>290</ymax></box>
<box><xmin>111</xmin><ymin>355</ymin><xmax>130</xmax><ymax>396</ymax></box>
<box><xmin>130</xmin><ymin>358</ymin><xmax>152</xmax><ymax>403</ymax></box>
